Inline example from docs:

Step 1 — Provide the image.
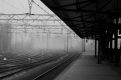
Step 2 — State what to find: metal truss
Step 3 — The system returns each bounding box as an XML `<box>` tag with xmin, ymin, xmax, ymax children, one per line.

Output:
<box><xmin>0</xmin><ymin>13</ymin><xmax>76</xmax><ymax>35</ymax></box>
<box><xmin>0</xmin><ymin>0</ymin><xmax>77</xmax><ymax>36</ymax></box>
<box><xmin>0</xmin><ymin>14</ymin><xmax>61</xmax><ymax>21</ymax></box>
<box><xmin>0</xmin><ymin>14</ymin><xmax>65</xmax><ymax>34</ymax></box>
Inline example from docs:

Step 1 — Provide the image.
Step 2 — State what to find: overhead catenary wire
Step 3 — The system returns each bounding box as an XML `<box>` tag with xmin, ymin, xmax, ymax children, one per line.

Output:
<box><xmin>31</xmin><ymin>0</ymin><xmax>73</xmax><ymax>33</ymax></box>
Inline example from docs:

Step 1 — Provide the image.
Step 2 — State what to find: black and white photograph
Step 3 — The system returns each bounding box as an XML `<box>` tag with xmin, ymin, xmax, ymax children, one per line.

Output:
<box><xmin>0</xmin><ymin>0</ymin><xmax>121</xmax><ymax>80</ymax></box>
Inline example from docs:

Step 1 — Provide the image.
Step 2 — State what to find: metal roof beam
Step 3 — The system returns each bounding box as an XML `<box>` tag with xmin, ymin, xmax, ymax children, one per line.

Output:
<box><xmin>53</xmin><ymin>0</ymin><xmax>89</xmax><ymax>8</ymax></box>
<box><xmin>98</xmin><ymin>0</ymin><xmax>113</xmax><ymax>10</ymax></box>
<box><xmin>51</xmin><ymin>7</ymin><xmax>112</xmax><ymax>14</ymax></box>
<box><xmin>64</xmin><ymin>14</ymin><xmax>92</xmax><ymax>20</ymax></box>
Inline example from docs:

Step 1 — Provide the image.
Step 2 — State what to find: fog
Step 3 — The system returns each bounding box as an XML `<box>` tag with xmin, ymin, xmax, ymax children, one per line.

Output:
<box><xmin>0</xmin><ymin>0</ymin><xmax>85</xmax><ymax>57</ymax></box>
<box><xmin>0</xmin><ymin>22</ymin><xmax>83</xmax><ymax>57</ymax></box>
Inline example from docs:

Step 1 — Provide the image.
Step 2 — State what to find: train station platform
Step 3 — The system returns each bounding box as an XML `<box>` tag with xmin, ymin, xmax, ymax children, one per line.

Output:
<box><xmin>55</xmin><ymin>52</ymin><xmax>121</xmax><ymax>80</ymax></box>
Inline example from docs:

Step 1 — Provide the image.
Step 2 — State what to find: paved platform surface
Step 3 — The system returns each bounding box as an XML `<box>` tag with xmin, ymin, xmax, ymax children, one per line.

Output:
<box><xmin>54</xmin><ymin>52</ymin><xmax>121</xmax><ymax>80</ymax></box>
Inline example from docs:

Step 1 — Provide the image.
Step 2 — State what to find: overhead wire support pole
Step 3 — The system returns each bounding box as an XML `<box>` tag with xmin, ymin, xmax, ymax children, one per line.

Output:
<box><xmin>28</xmin><ymin>0</ymin><xmax>34</xmax><ymax>15</ymax></box>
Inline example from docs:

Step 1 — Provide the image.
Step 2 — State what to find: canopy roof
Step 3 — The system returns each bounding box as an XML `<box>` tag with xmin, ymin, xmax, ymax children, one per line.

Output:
<box><xmin>41</xmin><ymin>0</ymin><xmax>121</xmax><ymax>38</ymax></box>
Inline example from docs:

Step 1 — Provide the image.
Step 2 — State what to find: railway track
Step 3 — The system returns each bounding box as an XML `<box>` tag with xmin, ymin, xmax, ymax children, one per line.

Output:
<box><xmin>0</xmin><ymin>54</ymin><xmax>65</xmax><ymax>79</ymax></box>
<box><xmin>0</xmin><ymin>53</ymin><xmax>80</xmax><ymax>80</ymax></box>
<box><xmin>33</xmin><ymin>53</ymin><xmax>80</xmax><ymax>80</ymax></box>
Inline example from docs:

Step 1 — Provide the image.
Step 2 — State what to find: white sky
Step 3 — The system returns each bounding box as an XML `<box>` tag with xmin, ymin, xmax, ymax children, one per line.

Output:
<box><xmin>0</xmin><ymin>0</ymin><xmax>53</xmax><ymax>14</ymax></box>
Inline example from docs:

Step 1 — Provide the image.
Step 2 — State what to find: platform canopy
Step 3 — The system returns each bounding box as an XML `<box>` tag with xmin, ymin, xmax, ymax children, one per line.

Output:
<box><xmin>40</xmin><ymin>0</ymin><xmax>121</xmax><ymax>39</ymax></box>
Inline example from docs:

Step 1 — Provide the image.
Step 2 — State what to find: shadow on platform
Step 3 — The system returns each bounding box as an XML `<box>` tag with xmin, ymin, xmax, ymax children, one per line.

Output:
<box><xmin>54</xmin><ymin>52</ymin><xmax>121</xmax><ymax>80</ymax></box>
